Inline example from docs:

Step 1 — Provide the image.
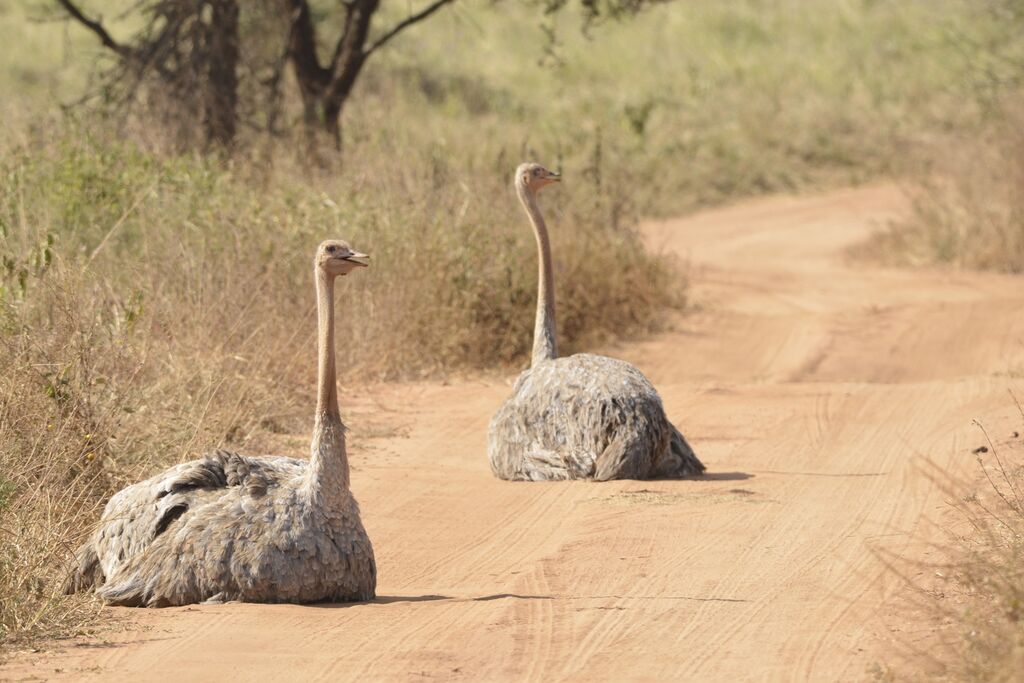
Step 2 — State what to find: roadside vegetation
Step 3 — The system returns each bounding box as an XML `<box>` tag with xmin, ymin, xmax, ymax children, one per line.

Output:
<box><xmin>869</xmin><ymin>103</ymin><xmax>1024</xmax><ymax>272</ymax></box>
<box><xmin>918</xmin><ymin>410</ymin><xmax>1024</xmax><ymax>681</ymax></box>
<box><xmin>866</xmin><ymin>1</ymin><xmax>1024</xmax><ymax>272</ymax></box>
<box><xmin>0</xmin><ymin>0</ymin><xmax>1019</xmax><ymax>649</ymax></box>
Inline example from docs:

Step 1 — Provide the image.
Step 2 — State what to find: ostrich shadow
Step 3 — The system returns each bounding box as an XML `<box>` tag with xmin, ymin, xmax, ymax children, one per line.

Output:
<box><xmin>310</xmin><ymin>593</ymin><xmax>561</xmax><ymax>608</ymax></box>
<box><xmin>686</xmin><ymin>471</ymin><xmax>753</xmax><ymax>481</ymax></box>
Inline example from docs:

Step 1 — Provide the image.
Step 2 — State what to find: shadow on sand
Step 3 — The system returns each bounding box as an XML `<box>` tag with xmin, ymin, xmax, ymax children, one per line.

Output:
<box><xmin>470</xmin><ymin>593</ymin><xmax>552</xmax><ymax>602</ymax></box>
<box><xmin>373</xmin><ymin>594</ymin><xmax>452</xmax><ymax>604</ymax></box>
<box><xmin>752</xmin><ymin>469</ymin><xmax>887</xmax><ymax>478</ymax></box>
<box><xmin>310</xmin><ymin>593</ymin><xmax>555</xmax><ymax>608</ymax></box>
<box><xmin>308</xmin><ymin>594</ymin><xmax>452</xmax><ymax>608</ymax></box>
<box><xmin>680</xmin><ymin>471</ymin><xmax>753</xmax><ymax>482</ymax></box>
<box><xmin>315</xmin><ymin>591</ymin><xmax>750</xmax><ymax>607</ymax></box>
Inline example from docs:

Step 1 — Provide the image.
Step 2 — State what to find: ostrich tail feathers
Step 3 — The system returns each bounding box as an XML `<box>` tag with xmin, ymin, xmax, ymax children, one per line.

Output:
<box><xmin>97</xmin><ymin>574</ymin><xmax>149</xmax><ymax>607</ymax></box>
<box><xmin>658</xmin><ymin>426</ymin><xmax>705</xmax><ymax>478</ymax></box>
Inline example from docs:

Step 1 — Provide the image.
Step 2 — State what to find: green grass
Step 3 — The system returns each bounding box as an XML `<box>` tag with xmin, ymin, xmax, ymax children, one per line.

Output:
<box><xmin>364</xmin><ymin>0</ymin><xmax>1017</xmax><ymax>213</ymax></box>
<box><xmin>5</xmin><ymin>0</ymin><xmax>1019</xmax><ymax>216</ymax></box>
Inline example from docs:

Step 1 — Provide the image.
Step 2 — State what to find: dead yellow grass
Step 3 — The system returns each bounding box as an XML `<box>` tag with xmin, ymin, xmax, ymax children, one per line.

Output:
<box><xmin>903</xmin><ymin>408</ymin><xmax>1024</xmax><ymax>681</ymax></box>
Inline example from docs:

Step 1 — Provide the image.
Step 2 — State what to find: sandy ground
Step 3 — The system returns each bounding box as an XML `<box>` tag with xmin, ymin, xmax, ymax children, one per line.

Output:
<box><xmin>6</xmin><ymin>185</ymin><xmax>1024</xmax><ymax>681</ymax></box>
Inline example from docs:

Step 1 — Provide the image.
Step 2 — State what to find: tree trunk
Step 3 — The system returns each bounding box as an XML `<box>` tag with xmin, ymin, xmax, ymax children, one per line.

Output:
<box><xmin>204</xmin><ymin>0</ymin><xmax>240</xmax><ymax>151</ymax></box>
<box><xmin>59</xmin><ymin>0</ymin><xmax>455</xmax><ymax>154</ymax></box>
<box><xmin>324</xmin><ymin>101</ymin><xmax>343</xmax><ymax>151</ymax></box>
<box><xmin>282</xmin><ymin>0</ymin><xmax>452</xmax><ymax>154</ymax></box>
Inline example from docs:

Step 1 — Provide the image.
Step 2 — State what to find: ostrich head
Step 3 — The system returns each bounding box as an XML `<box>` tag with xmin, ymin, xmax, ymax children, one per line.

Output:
<box><xmin>515</xmin><ymin>162</ymin><xmax>561</xmax><ymax>193</ymax></box>
<box><xmin>316</xmin><ymin>239</ymin><xmax>369</xmax><ymax>277</ymax></box>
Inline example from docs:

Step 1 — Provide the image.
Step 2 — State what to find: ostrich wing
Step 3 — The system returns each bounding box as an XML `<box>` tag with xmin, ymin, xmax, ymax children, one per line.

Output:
<box><xmin>65</xmin><ymin>450</ymin><xmax>305</xmax><ymax>593</ymax></box>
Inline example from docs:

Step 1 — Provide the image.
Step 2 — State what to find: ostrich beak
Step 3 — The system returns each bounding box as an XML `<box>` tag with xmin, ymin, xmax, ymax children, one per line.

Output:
<box><xmin>547</xmin><ymin>171</ymin><xmax>562</xmax><ymax>182</ymax></box>
<box><xmin>343</xmin><ymin>251</ymin><xmax>370</xmax><ymax>267</ymax></box>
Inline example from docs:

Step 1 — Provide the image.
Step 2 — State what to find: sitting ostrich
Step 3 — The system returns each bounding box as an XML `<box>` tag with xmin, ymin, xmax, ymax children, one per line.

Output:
<box><xmin>65</xmin><ymin>240</ymin><xmax>376</xmax><ymax>606</ymax></box>
<box><xmin>487</xmin><ymin>163</ymin><xmax>705</xmax><ymax>481</ymax></box>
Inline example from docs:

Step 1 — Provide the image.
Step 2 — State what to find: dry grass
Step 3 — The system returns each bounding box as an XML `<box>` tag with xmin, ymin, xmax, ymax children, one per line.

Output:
<box><xmin>948</xmin><ymin>425</ymin><xmax>1024</xmax><ymax>681</ymax></box>
<box><xmin>896</xmin><ymin>407</ymin><xmax>1024</xmax><ymax>681</ymax></box>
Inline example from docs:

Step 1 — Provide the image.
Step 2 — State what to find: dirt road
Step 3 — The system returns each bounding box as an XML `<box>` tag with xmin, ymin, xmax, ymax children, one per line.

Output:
<box><xmin>8</xmin><ymin>186</ymin><xmax>1024</xmax><ymax>681</ymax></box>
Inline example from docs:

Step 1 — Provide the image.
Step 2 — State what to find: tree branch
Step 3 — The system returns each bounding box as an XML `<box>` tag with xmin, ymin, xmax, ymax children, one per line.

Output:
<box><xmin>329</xmin><ymin>4</ymin><xmax>358</xmax><ymax>74</ymax></box>
<box><xmin>363</xmin><ymin>0</ymin><xmax>456</xmax><ymax>58</ymax></box>
<box><xmin>56</xmin><ymin>0</ymin><xmax>130</xmax><ymax>57</ymax></box>
<box><xmin>284</xmin><ymin>0</ymin><xmax>330</xmax><ymax>91</ymax></box>
<box><xmin>323</xmin><ymin>0</ymin><xmax>377</xmax><ymax>107</ymax></box>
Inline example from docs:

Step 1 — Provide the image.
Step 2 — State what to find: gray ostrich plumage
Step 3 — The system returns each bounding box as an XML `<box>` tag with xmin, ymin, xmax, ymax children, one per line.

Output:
<box><xmin>65</xmin><ymin>240</ymin><xmax>376</xmax><ymax>606</ymax></box>
<box><xmin>487</xmin><ymin>163</ymin><xmax>704</xmax><ymax>481</ymax></box>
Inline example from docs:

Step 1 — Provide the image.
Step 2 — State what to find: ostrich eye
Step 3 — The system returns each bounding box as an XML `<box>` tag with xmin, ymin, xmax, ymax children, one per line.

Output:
<box><xmin>533</xmin><ymin>169</ymin><xmax>540</xmax><ymax>176</ymax></box>
<box><xmin>326</xmin><ymin>245</ymin><xmax>337</xmax><ymax>253</ymax></box>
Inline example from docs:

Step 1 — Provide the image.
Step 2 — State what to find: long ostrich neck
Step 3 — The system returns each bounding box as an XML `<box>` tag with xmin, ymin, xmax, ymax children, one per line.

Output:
<box><xmin>308</xmin><ymin>267</ymin><xmax>350</xmax><ymax>496</ymax></box>
<box><xmin>315</xmin><ymin>268</ymin><xmax>340</xmax><ymax>419</ymax></box>
<box><xmin>519</xmin><ymin>183</ymin><xmax>557</xmax><ymax>366</ymax></box>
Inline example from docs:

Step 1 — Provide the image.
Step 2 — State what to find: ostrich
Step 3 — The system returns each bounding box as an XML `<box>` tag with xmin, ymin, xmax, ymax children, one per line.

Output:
<box><xmin>65</xmin><ymin>240</ymin><xmax>376</xmax><ymax>606</ymax></box>
<box><xmin>487</xmin><ymin>163</ymin><xmax>705</xmax><ymax>481</ymax></box>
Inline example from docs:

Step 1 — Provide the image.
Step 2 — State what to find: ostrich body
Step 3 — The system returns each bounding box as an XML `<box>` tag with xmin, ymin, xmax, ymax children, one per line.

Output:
<box><xmin>487</xmin><ymin>163</ymin><xmax>705</xmax><ymax>481</ymax></box>
<box><xmin>65</xmin><ymin>241</ymin><xmax>376</xmax><ymax>606</ymax></box>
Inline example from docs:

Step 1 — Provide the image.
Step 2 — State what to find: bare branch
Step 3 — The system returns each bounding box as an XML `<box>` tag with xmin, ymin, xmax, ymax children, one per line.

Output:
<box><xmin>56</xmin><ymin>0</ymin><xmax>130</xmax><ymax>57</ymax></box>
<box><xmin>363</xmin><ymin>0</ymin><xmax>456</xmax><ymax>58</ymax></box>
<box><xmin>284</xmin><ymin>0</ymin><xmax>329</xmax><ymax>92</ymax></box>
<box><xmin>329</xmin><ymin>4</ymin><xmax>358</xmax><ymax>74</ymax></box>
